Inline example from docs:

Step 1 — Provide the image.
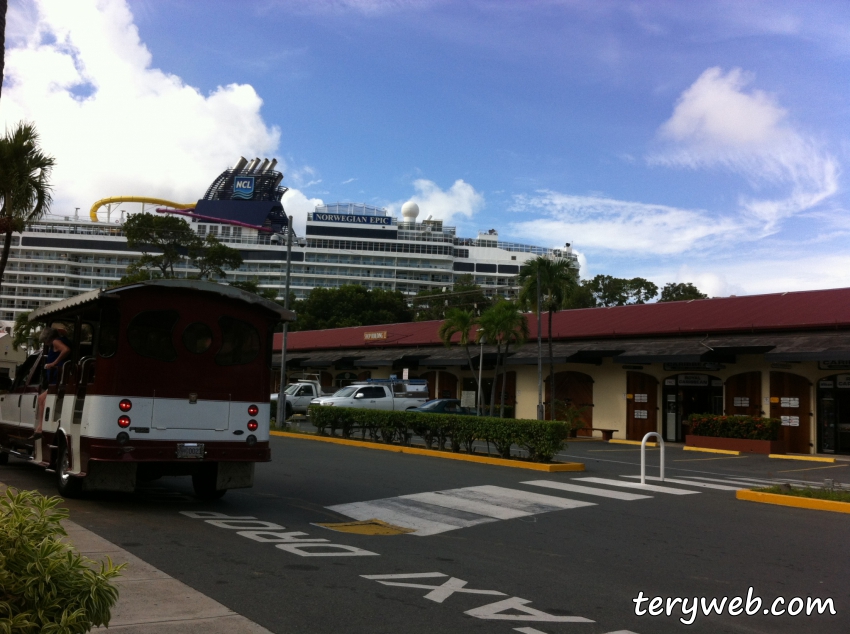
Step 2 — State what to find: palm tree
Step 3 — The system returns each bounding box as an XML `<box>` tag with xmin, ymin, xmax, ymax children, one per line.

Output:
<box><xmin>518</xmin><ymin>257</ymin><xmax>577</xmax><ymax>420</ymax></box>
<box><xmin>497</xmin><ymin>304</ymin><xmax>528</xmax><ymax>418</ymax></box>
<box><xmin>437</xmin><ymin>307</ymin><xmax>480</xmax><ymax>398</ymax></box>
<box><xmin>0</xmin><ymin>123</ymin><xmax>55</xmax><ymax>295</ymax></box>
<box><xmin>478</xmin><ymin>300</ymin><xmax>528</xmax><ymax>417</ymax></box>
<box><xmin>0</xmin><ymin>1</ymin><xmax>7</xmax><ymax>102</ymax></box>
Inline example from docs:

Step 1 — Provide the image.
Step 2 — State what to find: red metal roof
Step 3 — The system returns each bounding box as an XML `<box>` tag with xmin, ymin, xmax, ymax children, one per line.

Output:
<box><xmin>278</xmin><ymin>287</ymin><xmax>850</xmax><ymax>352</ymax></box>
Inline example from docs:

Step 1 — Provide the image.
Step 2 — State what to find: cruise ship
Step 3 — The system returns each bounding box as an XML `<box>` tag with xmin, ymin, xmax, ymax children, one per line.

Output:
<box><xmin>1</xmin><ymin>158</ymin><xmax>578</xmax><ymax>323</ymax></box>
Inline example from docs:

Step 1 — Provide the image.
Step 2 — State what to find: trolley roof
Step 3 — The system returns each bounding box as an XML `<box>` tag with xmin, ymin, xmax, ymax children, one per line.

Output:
<box><xmin>28</xmin><ymin>279</ymin><xmax>295</xmax><ymax>323</ymax></box>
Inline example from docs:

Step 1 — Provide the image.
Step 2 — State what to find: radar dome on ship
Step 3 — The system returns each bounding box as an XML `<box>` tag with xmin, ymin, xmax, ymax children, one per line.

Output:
<box><xmin>401</xmin><ymin>201</ymin><xmax>420</xmax><ymax>221</ymax></box>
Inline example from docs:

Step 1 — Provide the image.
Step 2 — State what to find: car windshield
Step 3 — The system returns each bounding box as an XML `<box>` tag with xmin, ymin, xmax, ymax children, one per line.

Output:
<box><xmin>283</xmin><ymin>384</ymin><xmax>303</xmax><ymax>395</ymax></box>
<box><xmin>334</xmin><ymin>386</ymin><xmax>359</xmax><ymax>398</ymax></box>
<box><xmin>418</xmin><ymin>400</ymin><xmax>444</xmax><ymax>410</ymax></box>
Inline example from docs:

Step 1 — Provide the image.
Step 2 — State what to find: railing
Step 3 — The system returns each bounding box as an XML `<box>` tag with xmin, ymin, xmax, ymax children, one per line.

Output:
<box><xmin>640</xmin><ymin>432</ymin><xmax>665</xmax><ymax>485</ymax></box>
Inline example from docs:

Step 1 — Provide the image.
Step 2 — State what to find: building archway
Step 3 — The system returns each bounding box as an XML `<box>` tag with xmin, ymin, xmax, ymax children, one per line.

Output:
<box><xmin>816</xmin><ymin>374</ymin><xmax>850</xmax><ymax>454</ymax></box>
<box><xmin>771</xmin><ymin>371</ymin><xmax>811</xmax><ymax>454</ymax></box>
<box><xmin>545</xmin><ymin>371</ymin><xmax>593</xmax><ymax>434</ymax></box>
<box><xmin>725</xmin><ymin>371</ymin><xmax>762</xmax><ymax>416</ymax></box>
<box><xmin>626</xmin><ymin>372</ymin><xmax>658</xmax><ymax>441</ymax></box>
<box><xmin>662</xmin><ymin>374</ymin><xmax>723</xmax><ymax>442</ymax></box>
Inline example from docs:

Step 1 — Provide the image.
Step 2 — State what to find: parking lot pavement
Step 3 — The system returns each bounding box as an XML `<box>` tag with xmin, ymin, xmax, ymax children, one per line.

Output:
<box><xmin>1</xmin><ymin>435</ymin><xmax>847</xmax><ymax>634</ymax></box>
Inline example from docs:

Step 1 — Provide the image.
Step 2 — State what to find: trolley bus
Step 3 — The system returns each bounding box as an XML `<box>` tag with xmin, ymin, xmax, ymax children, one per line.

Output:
<box><xmin>0</xmin><ymin>280</ymin><xmax>293</xmax><ymax>499</ymax></box>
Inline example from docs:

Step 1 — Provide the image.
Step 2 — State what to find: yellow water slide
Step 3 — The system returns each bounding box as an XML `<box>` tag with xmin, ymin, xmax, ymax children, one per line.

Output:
<box><xmin>89</xmin><ymin>196</ymin><xmax>196</xmax><ymax>221</ymax></box>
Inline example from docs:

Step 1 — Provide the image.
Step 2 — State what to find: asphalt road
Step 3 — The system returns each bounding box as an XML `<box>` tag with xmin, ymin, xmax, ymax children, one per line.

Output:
<box><xmin>1</xmin><ymin>438</ymin><xmax>847</xmax><ymax>634</ymax></box>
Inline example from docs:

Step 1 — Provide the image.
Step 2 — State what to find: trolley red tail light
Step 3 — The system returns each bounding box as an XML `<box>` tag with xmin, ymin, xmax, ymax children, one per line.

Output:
<box><xmin>119</xmin><ymin>399</ymin><xmax>132</xmax><ymax>412</ymax></box>
<box><xmin>247</xmin><ymin>404</ymin><xmax>259</xmax><ymax>416</ymax></box>
<box><xmin>117</xmin><ymin>415</ymin><xmax>131</xmax><ymax>428</ymax></box>
<box><xmin>247</xmin><ymin>420</ymin><xmax>258</xmax><ymax>431</ymax></box>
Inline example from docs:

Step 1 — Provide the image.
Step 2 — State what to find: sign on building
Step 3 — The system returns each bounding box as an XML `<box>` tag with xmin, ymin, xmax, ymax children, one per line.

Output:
<box><xmin>364</xmin><ymin>331</ymin><xmax>388</xmax><ymax>341</ymax></box>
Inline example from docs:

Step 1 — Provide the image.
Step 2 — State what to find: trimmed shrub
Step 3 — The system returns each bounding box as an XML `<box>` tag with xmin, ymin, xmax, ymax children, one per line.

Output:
<box><xmin>309</xmin><ymin>406</ymin><xmax>569</xmax><ymax>463</ymax></box>
<box><xmin>0</xmin><ymin>488</ymin><xmax>125</xmax><ymax>633</ymax></box>
<box><xmin>687</xmin><ymin>414</ymin><xmax>780</xmax><ymax>441</ymax></box>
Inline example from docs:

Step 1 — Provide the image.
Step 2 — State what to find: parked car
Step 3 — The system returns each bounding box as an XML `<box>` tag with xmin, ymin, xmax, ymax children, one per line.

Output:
<box><xmin>310</xmin><ymin>379</ymin><xmax>428</xmax><ymax>412</ymax></box>
<box><xmin>409</xmin><ymin>399</ymin><xmax>476</xmax><ymax>415</ymax></box>
<box><xmin>272</xmin><ymin>375</ymin><xmax>336</xmax><ymax>418</ymax></box>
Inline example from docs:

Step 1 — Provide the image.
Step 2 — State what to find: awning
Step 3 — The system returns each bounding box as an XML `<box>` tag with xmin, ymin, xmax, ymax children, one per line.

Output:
<box><xmin>763</xmin><ymin>332</ymin><xmax>850</xmax><ymax>361</ymax></box>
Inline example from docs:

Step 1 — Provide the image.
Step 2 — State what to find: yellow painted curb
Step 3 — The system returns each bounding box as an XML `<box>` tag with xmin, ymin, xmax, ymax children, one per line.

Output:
<box><xmin>683</xmin><ymin>446</ymin><xmax>741</xmax><ymax>456</ymax></box>
<box><xmin>736</xmin><ymin>489</ymin><xmax>850</xmax><ymax>514</ymax></box>
<box><xmin>270</xmin><ymin>431</ymin><xmax>585</xmax><ymax>472</ymax></box>
<box><xmin>768</xmin><ymin>454</ymin><xmax>835</xmax><ymax>463</ymax></box>
<box><xmin>608</xmin><ymin>439</ymin><xmax>658</xmax><ymax>447</ymax></box>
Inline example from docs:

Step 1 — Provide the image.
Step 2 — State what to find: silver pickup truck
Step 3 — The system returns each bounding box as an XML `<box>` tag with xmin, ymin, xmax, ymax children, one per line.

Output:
<box><xmin>272</xmin><ymin>378</ymin><xmax>336</xmax><ymax>419</ymax></box>
<box><xmin>310</xmin><ymin>379</ymin><xmax>428</xmax><ymax>412</ymax></box>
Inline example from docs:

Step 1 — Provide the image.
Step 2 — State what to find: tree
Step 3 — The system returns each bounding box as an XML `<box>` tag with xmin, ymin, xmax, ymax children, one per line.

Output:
<box><xmin>659</xmin><ymin>282</ymin><xmax>708</xmax><ymax>302</ymax></box>
<box><xmin>583</xmin><ymin>275</ymin><xmax>658</xmax><ymax>307</ymax></box>
<box><xmin>0</xmin><ymin>123</ymin><xmax>55</xmax><ymax>296</ymax></box>
<box><xmin>230</xmin><ymin>278</ymin><xmax>279</xmax><ymax>301</ymax></box>
<box><xmin>191</xmin><ymin>234</ymin><xmax>243</xmax><ymax>280</ymax></box>
<box><xmin>413</xmin><ymin>275</ymin><xmax>491</xmax><ymax>321</ymax></box>
<box><xmin>437</xmin><ymin>308</ymin><xmax>480</xmax><ymax>402</ymax></box>
<box><xmin>291</xmin><ymin>285</ymin><xmax>413</xmax><ymax>331</ymax></box>
<box><xmin>11</xmin><ymin>310</ymin><xmax>38</xmax><ymax>352</ymax></box>
<box><xmin>517</xmin><ymin>257</ymin><xmax>577</xmax><ymax>420</ymax></box>
<box><xmin>121</xmin><ymin>213</ymin><xmax>242</xmax><ymax>282</ymax></box>
<box><xmin>478</xmin><ymin>301</ymin><xmax>529</xmax><ymax>418</ymax></box>
<box><xmin>0</xmin><ymin>1</ymin><xmax>6</xmax><ymax>102</ymax></box>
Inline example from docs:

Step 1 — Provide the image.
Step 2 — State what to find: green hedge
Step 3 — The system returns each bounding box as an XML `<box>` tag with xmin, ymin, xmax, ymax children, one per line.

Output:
<box><xmin>687</xmin><ymin>414</ymin><xmax>780</xmax><ymax>441</ymax></box>
<box><xmin>0</xmin><ymin>488</ymin><xmax>125</xmax><ymax>633</ymax></box>
<box><xmin>308</xmin><ymin>406</ymin><xmax>569</xmax><ymax>462</ymax></box>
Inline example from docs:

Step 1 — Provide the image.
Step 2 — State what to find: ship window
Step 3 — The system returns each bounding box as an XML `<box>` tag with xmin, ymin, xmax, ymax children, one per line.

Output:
<box><xmin>215</xmin><ymin>316</ymin><xmax>260</xmax><ymax>366</ymax></box>
<box><xmin>127</xmin><ymin>310</ymin><xmax>179</xmax><ymax>362</ymax></box>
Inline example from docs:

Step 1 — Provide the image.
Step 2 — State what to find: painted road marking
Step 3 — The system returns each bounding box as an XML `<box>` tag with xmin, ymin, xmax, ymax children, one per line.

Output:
<box><xmin>361</xmin><ymin>572</ymin><xmax>594</xmax><ymax>623</ymax></box>
<box><xmin>680</xmin><ymin>476</ymin><xmax>780</xmax><ymax>487</ymax></box>
<box><xmin>620</xmin><ymin>475</ymin><xmax>742</xmax><ymax>491</ymax></box>
<box><xmin>573</xmin><ymin>477</ymin><xmax>699</xmax><ymax>495</ymax></box>
<box><xmin>362</xmin><ymin>572</ymin><xmax>505</xmax><ymax>603</ymax></box>
<box><xmin>328</xmin><ymin>485</ymin><xmax>596</xmax><ymax>536</ymax></box>
<box><xmin>327</xmin><ymin>498</ymin><xmax>496</xmax><ymax>536</ymax></box>
<box><xmin>522</xmin><ymin>480</ymin><xmax>652</xmax><ymax>500</ymax></box>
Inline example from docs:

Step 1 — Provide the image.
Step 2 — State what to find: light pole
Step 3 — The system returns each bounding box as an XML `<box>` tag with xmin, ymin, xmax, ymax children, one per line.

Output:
<box><xmin>476</xmin><ymin>328</ymin><xmax>485</xmax><ymax>416</ymax></box>
<box><xmin>276</xmin><ymin>216</ymin><xmax>306</xmax><ymax>427</ymax></box>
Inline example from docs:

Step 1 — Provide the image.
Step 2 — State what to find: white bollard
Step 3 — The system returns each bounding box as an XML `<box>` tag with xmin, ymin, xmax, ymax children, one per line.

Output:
<box><xmin>640</xmin><ymin>432</ymin><xmax>665</xmax><ymax>485</ymax></box>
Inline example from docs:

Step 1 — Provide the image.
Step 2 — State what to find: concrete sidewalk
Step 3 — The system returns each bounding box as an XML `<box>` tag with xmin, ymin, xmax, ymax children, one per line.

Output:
<box><xmin>60</xmin><ymin>521</ymin><xmax>274</xmax><ymax>633</ymax></box>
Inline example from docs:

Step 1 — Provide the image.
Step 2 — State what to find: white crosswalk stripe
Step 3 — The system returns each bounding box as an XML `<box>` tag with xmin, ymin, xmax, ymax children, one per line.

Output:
<box><xmin>573</xmin><ymin>477</ymin><xmax>700</xmax><ymax>495</ymax></box>
<box><xmin>620</xmin><ymin>476</ymin><xmax>742</xmax><ymax>490</ymax></box>
<box><xmin>327</xmin><ymin>485</ymin><xmax>595</xmax><ymax>536</ymax></box>
<box><xmin>522</xmin><ymin>480</ymin><xmax>652</xmax><ymax>500</ymax></box>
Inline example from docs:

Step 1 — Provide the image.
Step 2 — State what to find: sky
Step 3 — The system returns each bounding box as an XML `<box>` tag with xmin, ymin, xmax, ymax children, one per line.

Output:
<box><xmin>3</xmin><ymin>0</ymin><xmax>850</xmax><ymax>298</ymax></box>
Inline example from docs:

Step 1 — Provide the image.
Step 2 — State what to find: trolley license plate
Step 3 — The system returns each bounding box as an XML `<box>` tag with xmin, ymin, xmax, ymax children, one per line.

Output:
<box><xmin>176</xmin><ymin>443</ymin><xmax>204</xmax><ymax>459</ymax></box>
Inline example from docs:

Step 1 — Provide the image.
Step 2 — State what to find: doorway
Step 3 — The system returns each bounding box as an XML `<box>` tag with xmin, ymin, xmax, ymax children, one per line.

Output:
<box><xmin>662</xmin><ymin>374</ymin><xmax>723</xmax><ymax>442</ymax></box>
<box><xmin>816</xmin><ymin>375</ymin><xmax>850</xmax><ymax>454</ymax></box>
<box><xmin>725</xmin><ymin>371</ymin><xmax>762</xmax><ymax>416</ymax></box>
<box><xmin>626</xmin><ymin>372</ymin><xmax>658</xmax><ymax>441</ymax></box>
<box><xmin>770</xmin><ymin>372</ymin><xmax>811</xmax><ymax>454</ymax></box>
<box><xmin>545</xmin><ymin>371</ymin><xmax>593</xmax><ymax>434</ymax></box>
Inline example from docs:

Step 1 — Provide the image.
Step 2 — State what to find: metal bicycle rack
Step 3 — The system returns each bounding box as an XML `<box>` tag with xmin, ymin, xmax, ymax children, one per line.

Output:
<box><xmin>640</xmin><ymin>432</ymin><xmax>665</xmax><ymax>485</ymax></box>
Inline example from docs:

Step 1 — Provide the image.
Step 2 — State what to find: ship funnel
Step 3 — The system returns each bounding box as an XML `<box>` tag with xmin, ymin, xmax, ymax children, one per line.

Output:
<box><xmin>254</xmin><ymin>158</ymin><xmax>270</xmax><ymax>174</ymax></box>
<box><xmin>265</xmin><ymin>158</ymin><xmax>278</xmax><ymax>173</ymax></box>
<box><xmin>232</xmin><ymin>156</ymin><xmax>248</xmax><ymax>173</ymax></box>
<box><xmin>245</xmin><ymin>157</ymin><xmax>261</xmax><ymax>173</ymax></box>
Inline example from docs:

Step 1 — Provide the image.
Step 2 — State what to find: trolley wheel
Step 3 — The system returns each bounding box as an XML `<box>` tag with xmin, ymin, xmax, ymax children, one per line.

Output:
<box><xmin>0</xmin><ymin>451</ymin><xmax>8</xmax><ymax>466</ymax></box>
<box><xmin>56</xmin><ymin>441</ymin><xmax>83</xmax><ymax>498</ymax></box>
<box><xmin>192</xmin><ymin>466</ymin><xmax>226</xmax><ymax>501</ymax></box>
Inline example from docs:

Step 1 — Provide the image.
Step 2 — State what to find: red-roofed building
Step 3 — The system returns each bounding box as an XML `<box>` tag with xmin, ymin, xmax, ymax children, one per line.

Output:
<box><xmin>274</xmin><ymin>287</ymin><xmax>850</xmax><ymax>457</ymax></box>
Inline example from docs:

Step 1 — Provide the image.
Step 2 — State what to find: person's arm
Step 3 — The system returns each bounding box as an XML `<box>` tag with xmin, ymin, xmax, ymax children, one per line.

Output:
<box><xmin>44</xmin><ymin>339</ymin><xmax>71</xmax><ymax>370</ymax></box>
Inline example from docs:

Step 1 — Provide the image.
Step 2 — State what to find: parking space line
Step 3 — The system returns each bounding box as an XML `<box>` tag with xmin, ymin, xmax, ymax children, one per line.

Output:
<box><xmin>776</xmin><ymin>463</ymin><xmax>848</xmax><ymax>473</ymax></box>
<box><xmin>522</xmin><ymin>480</ymin><xmax>651</xmax><ymax>500</ymax></box>
<box><xmin>573</xmin><ymin>477</ymin><xmax>700</xmax><ymax>495</ymax></box>
<box><xmin>672</xmin><ymin>455</ymin><xmax>748</xmax><ymax>462</ymax></box>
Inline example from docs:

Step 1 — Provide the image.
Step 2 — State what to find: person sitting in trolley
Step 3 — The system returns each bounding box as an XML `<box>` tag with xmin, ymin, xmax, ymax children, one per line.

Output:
<box><xmin>33</xmin><ymin>327</ymin><xmax>71</xmax><ymax>440</ymax></box>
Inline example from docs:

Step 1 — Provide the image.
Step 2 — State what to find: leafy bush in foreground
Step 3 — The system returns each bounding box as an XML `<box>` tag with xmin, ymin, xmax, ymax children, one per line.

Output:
<box><xmin>0</xmin><ymin>488</ymin><xmax>125</xmax><ymax>634</ymax></box>
<box><xmin>687</xmin><ymin>414</ymin><xmax>780</xmax><ymax>441</ymax></box>
<box><xmin>308</xmin><ymin>406</ymin><xmax>568</xmax><ymax>462</ymax></box>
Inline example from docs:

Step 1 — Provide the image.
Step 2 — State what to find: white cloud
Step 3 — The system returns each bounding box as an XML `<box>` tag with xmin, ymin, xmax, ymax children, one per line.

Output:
<box><xmin>281</xmin><ymin>189</ymin><xmax>323</xmax><ymax>237</ymax></box>
<box><xmin>0</xmin><ymin>0</ymin><xmax>310</xmax><ymax>221</ymax></box>
<box><xmin>650</xmin><ymin>67</ymin><xmax>839</xmax><ymax>230</ymax></box>
<box><xmin>509</xmin><ymin>191</ymin><xmax>742</xmax><ymax>255</ymax></box>
<box><xmin>389</xmin><ymin>178</ymin><xmax>485</xmax><ymax>224</ymax></box>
